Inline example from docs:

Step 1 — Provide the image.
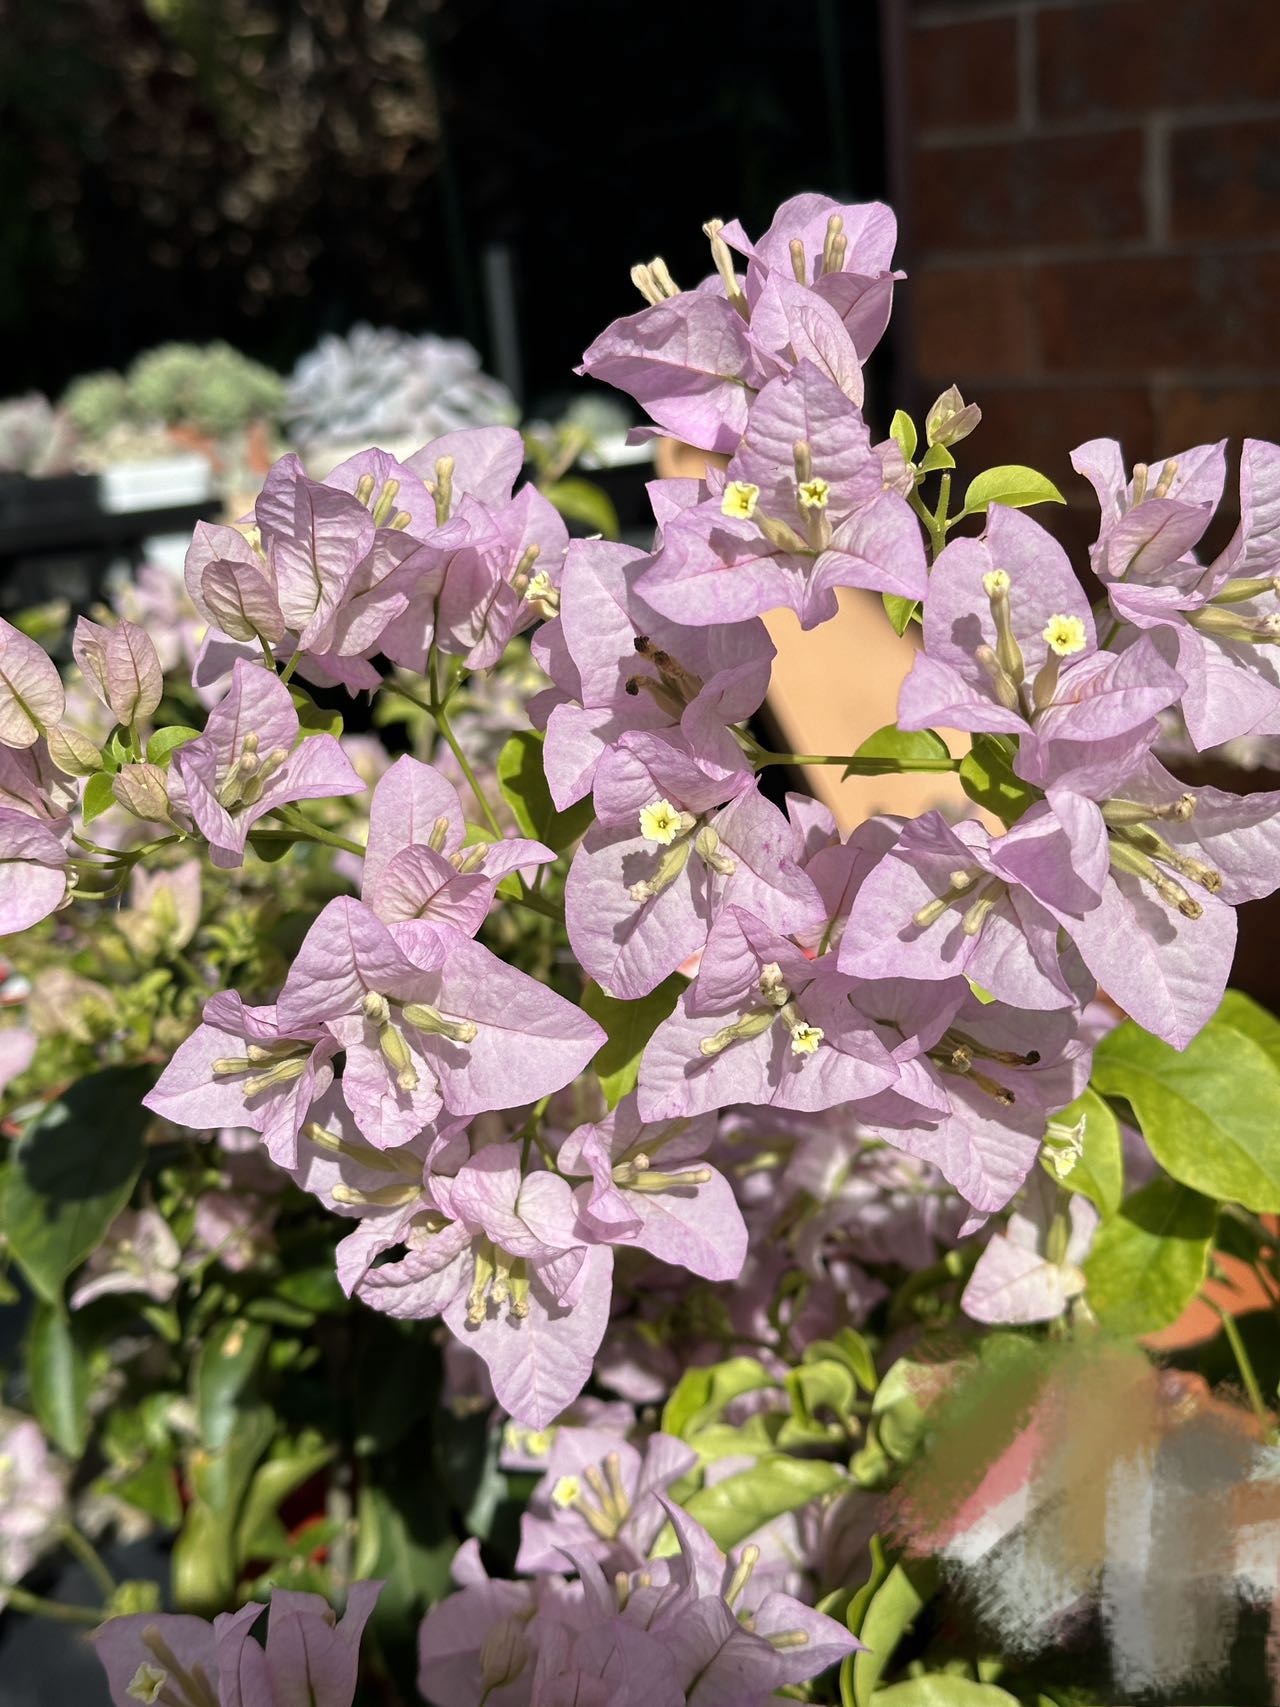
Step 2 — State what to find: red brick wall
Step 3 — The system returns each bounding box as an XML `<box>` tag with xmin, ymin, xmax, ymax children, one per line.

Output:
<box><xmin>903</xmin><ymin>0</ymin><xmax>1280</xmax><ymax>549</ymax></box>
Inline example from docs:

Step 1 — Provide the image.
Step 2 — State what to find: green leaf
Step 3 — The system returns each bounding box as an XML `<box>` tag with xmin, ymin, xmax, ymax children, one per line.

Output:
<box><xmin>541</xmin><ymin>476</ymin><xmax>619</xmax><ymax>539</ymax></box>
<box><xmin>917</xmin><ymin>442</ymin><xmax>956</xmax><ymax>474</ymax></box>
<box><xmin>146</xmin><ymin>725</ymin><xmax>201</xmax><ymax>765</ymax></box>
<box><xmin>804</xmin><ymin>1326</ymin><xmax>878</xmax><ymax>1393</ymax></box>
<box><xmin>27</xmin><ymin>1301</ymin><xmax>92</xmax><ymax>1457</ymax></box>
<box><xmin>354</xmin><ymin>1479</ymin><xmax>457</xmax><ymax>1628</ymax></box>
<box><xmin>959</xmin><ymin>465</ymin><xmax>1066</xmax><ymax>519</ymax></box>
<box><xmin>291</xmin><ymin>687</ymin><xmax>343</xmax><ymax>738</ymax></box>
<box><xmin>1093</xmin><ymin>1002</ymin><xmax>1280</xmax><ymax>1211</ymax></box>
<box><xmin>958</xmin><ymin>734</ymin><xmax>1037</xmax><ymax>825</ymax></box>
<box><xmin>852</xmin><ymin>1557</ymin><xmax>940</xmax><ymax>1705</ymax></box>
<box><xmin>235</xmin><ymin>1441</ymin><xmax>334</xmax><ymax>1564</ymax></box>
<box><xmin>194</xmin><ymin>1317</ymin><xmax>270</xmax><ymax>1450</ymax></box>
<box><xmin>1083</xmin><ymin>1178</ymin><xmax>1215</xmax><ymax>1336</ymax></box>
<box><xmin>496</xmin><ymin>731</ymin><xmax>594</xmax><ymax>852</ymax></box>
<box><xmin>1215</xmin><ymin>987</ymin><xmax>1280</xmax><ymax>1069</ymax></box>
<box><xmin>661</xmin><ymin>1456</ymin><xmax>846</xmax><ymax>1553</ymax></box>
<box><xmin>786</xmin><ymin>1359</ymin><xmax>857</xmax><ymax>1432</ymax></box>
<box><xmin>883</xmin><ymin>594</ymin><xmax>920</xmax><ymax>637</ymax></box>
<box><xmin>841</xmin><ymin>1536</ymin><xmax>892</xmax><ymax>1705</ymax></box>
<box><xmin>661</xmin><ymin>1356</ymin><xmax>775</xmax><ymax>1440</ymax></box>
<box><xmin>846</xmin><ymin>724</ymin><xmax>950</xmax><ymax>779</ymax></box>
<box><xmin>872</xmin><ymin>1681</ymin><xmax>1019</xmax><ymax>1706</ymax></box>
<box><xmin>4</xmin><ymin>1066</ymin><xmax>153</xmax><ymax>1304</ymax></box>
<box><xmin>1051</xmin><ymin>1088</ymin><xmax>1123</xmax><ymax>1218</ymax></box>
<box><xmin>82</xmin><ymin>770</ymin><xmax>117</xmax><ymax>824</ymax></box>
<box><xmin>889</xmin><ymin>410</ymin><xmax>918</xmax><ymax>464</ymax></box>
<box><xmin>870</xmin><ymin>1357</ymin><xmax>934</xmax><ymax>1466</ymax></box>
<box><xmin>581</xmin><ymin>976</ymin><xmax>685</xmax><ymax>1106</ymax></box>
<box><xmin>113</xmin><ymin>1454</ymin><xmax>182</xmax><ymax>1526</ymax></box>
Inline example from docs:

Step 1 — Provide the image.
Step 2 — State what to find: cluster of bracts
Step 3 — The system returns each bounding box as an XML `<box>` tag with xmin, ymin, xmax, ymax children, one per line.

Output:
<box><xmin>5</xmin><ymin>193</ymin><xmax>1280</xmax><ymax>1705</ymax></box>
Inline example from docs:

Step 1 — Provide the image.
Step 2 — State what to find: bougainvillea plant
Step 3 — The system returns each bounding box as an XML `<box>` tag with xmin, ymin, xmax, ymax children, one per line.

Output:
<box><xmin>3</xmin><ymin>193</ymin><xmax>1280</xmax><ymax>1706</ymax></box>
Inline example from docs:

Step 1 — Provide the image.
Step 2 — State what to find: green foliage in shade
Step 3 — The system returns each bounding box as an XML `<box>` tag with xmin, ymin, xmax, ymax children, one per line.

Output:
<box><xmin>540</xmin><ymin>475</ymin><xmax>619</xmax><ymax>539</ymax></box>
<box><xmin>1052</xmin><ymin>1088</ymin><xmax>1124</xmax><ymax>1218</ymax></box>
<box><xmin>847</xmin><ymin>1555</ymin><xmax>940</xmax><ymax>1705</ymax></box>
<box><xmin>661</xmin><ymin>1356</ymin><xmax>776</xmax><ymax>1441</ymax></box>
<box><xmin>26</xmin><ymin>1301</ymin><xmax>92</xmax><ymax>1457</ymax></box>
<box><xmin>1083</xmin><ymin>1178</ymin><xmax>1216</xmax><ymax>1336</ymax></box>
<box><xmin>581</xmin><ymin>975</ymin><xmax>685</xmax><ymax>1106</ymax></box>
<box><xmin>846</xmin><ymin>724</ymin><xmax>951</xmax><ymax>778</ymax></box>
<box><xmin>958</xmin><ymin>465</ymin><xmax>1066</xmax><ymax>519</ymax></box>
<box><xmin>958</xmin><ymin>734</ymin><xmax>1037</xmax><ymax>825</ymax></box>
<box><xmin>353</xmin><ymin>1480</ymin><xmax>457</xmax><ymax>1628</ymax></box>
<box><xmin>1093</xmin><ymin>992</ymin><xmax>1280</xmax><ymax>1211</ymax></box>
<box><xmin>496</xmin><ymin>730</ymin><xmax>594</xmax><ymax>852</ymax></box>
<box><xmin>291</xmin><ymin>685</ymin><xmax>344</xmax><ymax>738</ymax></box>
<box><xmin>3</xmin><ymin>1065</ymin><xmax>153</xmax><ymax>1304</ymax></box>
<box><xmin>195</xmin><ymin>1317</ymin><xmax>271</xmax><ymax>1450</ymax></box>
<box><xmin>659</xmin><ymin>1455</ymin><xmax>847</xmax><ymax>1553</ymax></box>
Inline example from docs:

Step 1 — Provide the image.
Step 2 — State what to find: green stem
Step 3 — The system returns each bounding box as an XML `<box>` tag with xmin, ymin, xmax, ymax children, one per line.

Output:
<box><xmin>3</xmin><ymin>1584</ymin><xmax>102</xmax><ymax>1625</ymax></box>
<box><xmin>908</xmin><ymin>485</ymin><xmax>946</xmax><ymax>560</ymax></box>
<box><xmin>434</xmin><ymin>711</ymin><xmax>504</xmax><ymax>838</ymax></box>
<box><xmin>506</xmin><ymin>888</ymin><xmax>564</xmax><ymax>923</ymax></box>
<box><xmin>383</xmin><ymin>677</ymin><xmax>506</xmax><ymax>838</ymax></box>
<box><xmin>1216</xmin><ymin>1305</ymin><xmax>1270</xmax><ymax>1430</ymax></box>
<box><xmin>279</xmin><ymin>649</ymin><xmax>302</xmax><ymax>687</ymax></box>
<box><xmin>59</xmin><ymin>1523</ymin><xmax>117</xmax><ymax>1596</ymax></box>
<box><xmin>268</xmin><ymin>809</ymin><xmax>365</xmax><ymax>857</ymax></box>
<box><xmin>934</xmin><ymin>471</ymin><xmax>952</xmax><ymax>536</ymax></box>
<box><xmin>753</xmin><ymin>751</ymin><xmax>959</xmax><ymax>773</ymax></box>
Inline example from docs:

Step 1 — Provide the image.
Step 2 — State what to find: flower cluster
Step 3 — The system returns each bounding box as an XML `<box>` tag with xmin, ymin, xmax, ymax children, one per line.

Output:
<box><xmin>4</xmin><ymin>188</ymin><xmax>1280</xmax><ymax>1704</ymax></box>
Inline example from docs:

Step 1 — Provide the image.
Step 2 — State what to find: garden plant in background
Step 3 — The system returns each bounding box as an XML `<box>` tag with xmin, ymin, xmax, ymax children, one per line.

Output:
<box><xmin>3</xmin><ymin>192</ymin><xmax>1280</xmax><ymax>1706</ymax></box>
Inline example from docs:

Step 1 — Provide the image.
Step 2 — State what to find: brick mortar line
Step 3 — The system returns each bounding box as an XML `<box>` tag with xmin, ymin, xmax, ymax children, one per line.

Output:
<box><xmin>918</xmin><ymin>102</ymin><xmax>1280</xmax><ymax>150</ymax></box>
<box><xmin>911</xmin><ymin>375</ymin><xmax>1280</xmax><ymax>390</ymax></box>
<box><xmin>914</xmin><ymin>237</ymin><xmax>1280</xmax><ymax>265</ymax></box>
<box><xmin>1144</xmin><ymin>114</ymin><xmax>1170</xmax><ymax>247</ymax></box>
<box><xmin>913</xmin><ymin>0</ymin><xmax>1137</xmax><ymax>26</ymax></box>
<box><xmin>918</xmin><ymin>373</ymin><xmax>1280</xmax><ymax>389</ymax></box>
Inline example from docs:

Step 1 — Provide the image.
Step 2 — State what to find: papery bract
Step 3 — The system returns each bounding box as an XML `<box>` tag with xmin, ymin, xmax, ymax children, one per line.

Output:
<box><xmin>0</xmin><ymin>616</ymin><xmax>64</xmax><ymax>749</ymax></box>
<box><xmin>170</xmin><ymin>659</ymin><xmax>363</xmax><ymax>868</ymax></box>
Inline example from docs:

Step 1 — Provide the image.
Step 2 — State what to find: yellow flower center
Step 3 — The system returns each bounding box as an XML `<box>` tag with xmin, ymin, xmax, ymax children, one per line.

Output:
<box><xmin>982</xmin><ymin>568</ymin><xmax>1011</xmax><ymax>596</ymax></box>
<box><xmin>1042</xmin><ymin>614</ymin><xmax>1087</xmax><ymax>657</ymax></box>
<box><xmin>797</xmin><ymin>477</ymin><xmax>830</xmax><ymax>510</ymax></box>
<box><xmin>789</xmin><ymin>1023</ymin><xmax>825</xmax><ymax>1056</ymax></box>
<box><xmin>721</xmin><ymin>480</ymin><xmax>760</xmax><ymax>520</ymax></box>
<box><xmin>552</xmin><ymin>1474</ymin><xmax>582</xmax><ymax>1508</ymax></box>
<box><xmin>127</xmin><ymin>1665</ymin><xmax>169</xmax><ymax>1704</ymax></box>
<box><xmin>639</xmin><ymin>799</ymin><xmax>683</xmax><ymax>845</ymax></box>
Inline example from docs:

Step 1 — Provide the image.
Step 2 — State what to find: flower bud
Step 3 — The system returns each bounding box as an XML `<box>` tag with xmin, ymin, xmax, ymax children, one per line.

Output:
<box><xmin>480</xmin><ymin>1619</ymin><xmax>530</xmax><ymax>1689</ymax></box>
<box><xmin>73</xmin><ymin>616</ymin><xmax>162</xmax><ymax>727</ymax></box>
<box><xmin>401</xmin><ymin>1002</ymin><xmax>478</xmax><ymax>1044</ymax></box>
<box><xmin>45</xmin><ymin>722</ymin><xmax>103</xmax><ymax>777</ymax></box>
<box><xmin>925</xmin><ymin>385</ymin><xmax>982</xmax><ymax>448</ymax></box>
<box><xmin>112</xmin><ymin>762</ymin><xmax>174</xmax><ymax>824</ymax></box>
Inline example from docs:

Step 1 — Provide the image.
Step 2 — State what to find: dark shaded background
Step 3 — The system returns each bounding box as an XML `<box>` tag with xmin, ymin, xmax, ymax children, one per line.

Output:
<box><xmin>0</xmin><ymin>0</ymin><xmax>887</xmax><ymax>417</ymax></box>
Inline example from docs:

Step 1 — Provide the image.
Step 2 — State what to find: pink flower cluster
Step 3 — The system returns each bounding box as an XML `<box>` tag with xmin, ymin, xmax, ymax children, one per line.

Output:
<box><xmin>8</xmin><ymin>190</ymin><xmax>1280</xmax><ymax>1456</ymax></box>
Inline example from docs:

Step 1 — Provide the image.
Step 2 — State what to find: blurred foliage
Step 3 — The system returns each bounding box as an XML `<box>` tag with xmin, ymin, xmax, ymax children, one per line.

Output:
<box><xmin>0</xmin><ymin>0</ymin><xmax>447</xmax><ymax>388</ymax></box>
